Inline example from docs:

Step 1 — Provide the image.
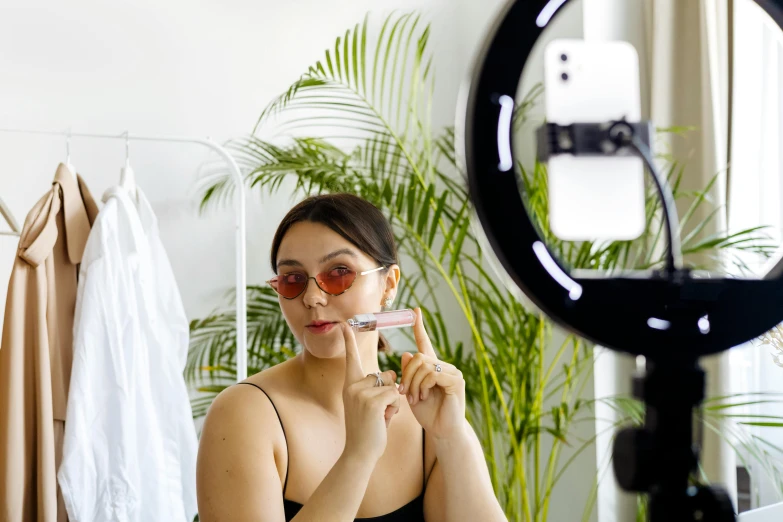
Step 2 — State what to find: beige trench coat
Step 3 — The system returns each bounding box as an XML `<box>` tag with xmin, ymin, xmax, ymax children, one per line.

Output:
<box><xmin>0</xmin><ymin>164</ymin><xmax>99</xmax><ymax>522</ymax></box>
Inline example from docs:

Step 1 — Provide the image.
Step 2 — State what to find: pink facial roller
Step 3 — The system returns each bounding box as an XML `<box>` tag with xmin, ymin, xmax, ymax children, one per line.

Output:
<box><xmin>347</xmin><ymin>309</ymin><xmax>416</xmax><ymax>332</ymax></box>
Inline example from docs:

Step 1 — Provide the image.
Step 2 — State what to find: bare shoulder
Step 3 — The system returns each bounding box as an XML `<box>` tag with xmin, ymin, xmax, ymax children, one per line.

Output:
<box><xmin>204</xmin><ymin>358</ymin><xmax>298</xmax><ymax>428</ymax></box>
<box><xmin>196</xmin><ymin>362</ymin><xmax>294</xmax><ymax>522</ymax></box>
<box><xmin>202</xmin><ymin>380</ymin><xmax>272</xmax><ymax>431</ymax></box>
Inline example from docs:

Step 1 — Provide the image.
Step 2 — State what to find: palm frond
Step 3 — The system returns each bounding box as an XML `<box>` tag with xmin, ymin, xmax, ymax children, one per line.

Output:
<box><xmin>252</xmin><ymin>12</ymin><xmax>432</xmax><ymax>148</ymax></box>
<box><xmin>186</xmin><ymin>286</ymin><xmax>297</xmax><ymax>387</ymax></box>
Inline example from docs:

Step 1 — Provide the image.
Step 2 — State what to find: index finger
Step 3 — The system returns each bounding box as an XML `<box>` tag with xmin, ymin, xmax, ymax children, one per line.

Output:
<box><xmin>413</xmin><ymin>307</ymin><xmax>437</xmax><ymax>358</ymax></box>
<box><xmin>341</xmin><ymin>322</ymin><xmax>365</xmax><ymax>387</ymax></box>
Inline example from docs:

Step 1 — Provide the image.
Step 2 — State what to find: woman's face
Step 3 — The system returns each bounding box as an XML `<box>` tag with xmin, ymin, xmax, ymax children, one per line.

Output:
<box><xmin>274</xmin><ymin>221</ymin><xmax>399</xmax><ymax>359</ymax></box>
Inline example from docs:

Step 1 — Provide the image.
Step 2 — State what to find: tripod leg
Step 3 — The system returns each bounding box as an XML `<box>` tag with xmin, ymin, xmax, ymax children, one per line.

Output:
<box><xmin>614</xmin><ymin>361</ymin><xmax>736</xmax><ymax>521</ymax></box>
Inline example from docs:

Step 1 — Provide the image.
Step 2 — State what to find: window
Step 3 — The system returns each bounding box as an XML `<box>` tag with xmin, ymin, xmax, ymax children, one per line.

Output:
<box><xmin>727</xmin><ymin>0</ymin><xmax>783</xmax><ymax>510</ymax></box>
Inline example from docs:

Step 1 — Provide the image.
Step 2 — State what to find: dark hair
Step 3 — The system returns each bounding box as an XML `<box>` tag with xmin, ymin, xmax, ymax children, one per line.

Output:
<box><xmin>270</xmin><ymin>193</ymin><xmax>399</xmax><ymax>353</ymax></box>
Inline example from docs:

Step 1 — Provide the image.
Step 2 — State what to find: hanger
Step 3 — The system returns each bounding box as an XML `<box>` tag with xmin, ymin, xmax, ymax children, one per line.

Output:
<box><xmin>64</xmin><ymin>129</ymin><xmax>77</xmax><ymax>180</ymax></box>
<box><xmin>119</xmin><ymin>131</ymin><xmax>138</xmax><ymax>202</ymax></box>
<box><xmin>0</xmin><ymin>196</ymin><xmax>20</xmax><ymax>237</ymax></box>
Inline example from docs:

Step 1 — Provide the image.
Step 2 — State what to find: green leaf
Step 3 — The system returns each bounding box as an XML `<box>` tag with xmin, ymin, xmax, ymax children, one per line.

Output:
<box><xmin>395</xmin><ymin>181</ymin><xmax>406</xmax><ymax>215</ymax></box>
<box><xmin>360</xmin><ymin>15</ymin><xmax>368</xmax><ymax>95</ymax></box>
<box><xmin>428</xmin><ymin>190</ymin><xmax>449</xmax><ymax>248</ymax></box>
<box><xmin>679</xmin><ymin>173</ymin><xmax>718</xmax><ymax>232</ymax></box>
<box><xmin>439</xmin><ymin>199</ymin><xmax>468</xmax><ymax>265</ymax></box>
<box><xmin>449</xmin><ymin>216</ymin><xmax>471</xmax><ymax>277</ymax></box>
<box><xmin>704</xmin><ymin>400</ymin><xmax>783</xmax><ymax>411</ymax></box>
<box><xmin>372</xmin><ymin>12</ymin><xmax>394</xmax><ymax>104</ymax></box>
<box><xmin>388</xmin><ymin>13</ymin><xmax>413</xmax><ymax>122</ymax></box>
<box><xmin>656</xmin><ymin>125</ymin><xmax>698</xmax><ymax>135</ymax></box>
<box><xmin>416</xmin><ymin>183</ymin><xmax>434</xmax><ymax>237</ymax></box>
<box><xmin>325</xmin><ymin>50</ymin><xmax>335</xmax><ymax>78</ymax></box>
<box><xmin>197</xmin><ymin>385</ymin><xmax>230</xmax><ymax>394</ymax></box>
<box><xmin>334</xmin><ymin>36</ymin><xmax>343</xmax><ymax>81</ymax></box>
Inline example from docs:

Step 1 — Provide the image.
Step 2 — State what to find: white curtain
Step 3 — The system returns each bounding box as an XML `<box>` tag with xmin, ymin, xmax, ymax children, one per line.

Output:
<box><xmin>584</xmin><ymin>0</ymin><xmax>736</xmax><ymax>520</ymax></box>
<box><xmin>727</xmin><ymin>0</ymin><xmax>783</xmax><ymax>510</ymax></box>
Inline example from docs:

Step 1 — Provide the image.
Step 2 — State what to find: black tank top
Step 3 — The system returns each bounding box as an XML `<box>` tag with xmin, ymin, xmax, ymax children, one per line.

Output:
<box><xmin>238</xmin><ymin>382</ymin><xmax>427</xmax><ymax>521</ymax></box>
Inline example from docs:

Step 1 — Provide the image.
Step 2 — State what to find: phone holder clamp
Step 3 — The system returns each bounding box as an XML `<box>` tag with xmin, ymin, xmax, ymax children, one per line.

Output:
<box><xmin>536</xmin><ymin>119</ymin><xmax>654</xmax><ymax>161</ymax></box>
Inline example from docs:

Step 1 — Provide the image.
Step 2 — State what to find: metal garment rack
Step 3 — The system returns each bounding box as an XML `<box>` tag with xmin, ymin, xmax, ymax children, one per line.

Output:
<box><xmin>0</xmin><ymin>196</ymin><xmax>20</xmax><ymax>237</ymax></box>
<box><xmin>0</xmin><ymin>128</ymin><xmax>248</xmax><ymax>382</ymax></box>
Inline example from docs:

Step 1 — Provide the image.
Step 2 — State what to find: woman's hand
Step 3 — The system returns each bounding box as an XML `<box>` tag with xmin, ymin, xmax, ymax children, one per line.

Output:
<box><xmin>399</xmin><ymin>308</ymin><xmax>467</xmax><ymax>441</ymax></box>
<box><xmin>341</xmin><ymin>323</ymin><xmax>402</xmax><ymax>463</ymax></box>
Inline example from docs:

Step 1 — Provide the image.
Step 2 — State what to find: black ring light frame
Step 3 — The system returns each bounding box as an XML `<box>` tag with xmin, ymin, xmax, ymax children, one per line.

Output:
<box><xmin>463</xmin><ymin>0</ymin><xmax>783</xmax><ymax>363</ymax></box>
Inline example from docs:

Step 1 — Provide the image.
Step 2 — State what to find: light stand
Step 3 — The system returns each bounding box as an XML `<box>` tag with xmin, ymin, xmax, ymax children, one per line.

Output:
<box><xmin>542</xmin><ymin>116</ymin><xmax>736</xmax><ymax>521</ymax></box>
<box><xmin>460</xmin><ymin>1</ymin><xmax>783</xmax><ymax>520</ymax></box>
<box><xmin>614</xmin><ymin>360</ymin><xmax>734</xmax><ymax>522</ymax></box>
<box><xmin>610</xmin><ymin>125</ymin><xmax>734</xmax><ymax>522</ymax></box>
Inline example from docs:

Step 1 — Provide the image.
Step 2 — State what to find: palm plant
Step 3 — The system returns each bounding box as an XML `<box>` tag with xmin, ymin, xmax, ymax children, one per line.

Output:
<box><xmin>187</xmin><ymin>12</ymin><xmax>783</xmax><ymax>521</ymax></box>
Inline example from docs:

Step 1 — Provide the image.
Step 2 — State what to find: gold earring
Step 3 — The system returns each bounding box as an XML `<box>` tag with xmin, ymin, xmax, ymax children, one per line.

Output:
<box><xmin>383</xmin><ymin>297</ymin><xmax>393</xmax><ymax>309</ymax></box>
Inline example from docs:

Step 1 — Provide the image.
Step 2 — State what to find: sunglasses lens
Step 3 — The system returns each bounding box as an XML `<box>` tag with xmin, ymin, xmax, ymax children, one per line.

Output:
<box><xmin>317</xmin><ymin>268</ymin><xmax>356</xmax><ymax>295</ymax></box>
<box><xmin>272</xmin><ymin>273</ymin><xmax>308</xmax><ymax>299</ymax></box>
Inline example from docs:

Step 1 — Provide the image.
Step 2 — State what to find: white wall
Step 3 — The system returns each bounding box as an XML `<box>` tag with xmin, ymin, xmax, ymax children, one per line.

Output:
<box><xmin>0</xmin><ymin>0</ymin><xmax>599</xmax><ymax>520</ymax></box>
<box><xmin>0</xmin><ymin>0</ymin><xmax>459</xmax><ymax>323</ymax></box>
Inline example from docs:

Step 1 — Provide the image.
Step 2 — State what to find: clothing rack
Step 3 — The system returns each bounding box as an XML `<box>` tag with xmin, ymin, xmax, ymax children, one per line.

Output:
<box><xmin>0</xmin><ymin>196</ymin><xmax>20</xmax><ymax>237</ymax></box>
<box><xmin>0</xmin><ymin>128</ymin><xmax>248</xmax><ymax>382</ymax></box>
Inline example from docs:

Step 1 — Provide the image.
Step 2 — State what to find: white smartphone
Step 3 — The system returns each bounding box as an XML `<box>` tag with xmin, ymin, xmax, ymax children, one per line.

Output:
<box><xmin>543</xmin><ymin>39</ymin><xmax>646</xmax><ymax>242</ymax></box>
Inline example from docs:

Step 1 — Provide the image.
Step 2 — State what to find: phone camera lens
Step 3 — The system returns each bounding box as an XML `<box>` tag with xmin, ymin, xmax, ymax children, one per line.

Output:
<box><xmin>561</xmin><ymin>72</ymin><xmax>569</xmax><ymax>81</ymax></box>
<box><xmin>560</xmin><ymin>53</ymin><xmax>568</xmax><ymax>62</ymax></box>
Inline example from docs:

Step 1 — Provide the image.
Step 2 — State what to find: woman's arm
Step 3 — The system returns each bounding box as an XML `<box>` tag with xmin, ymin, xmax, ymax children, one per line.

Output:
<box><xmin>289</xmin><ymin>451</ymin><xmax>377</xmax><ymax>522</ymax></box>
<box><xmin>399</xmin><ymin>309</ymin><xmax>507</xmax><ymax>521</ymax></box>
<box><xmin>196</xmin><ymin>384</ymin><xmax>379</xmax><ymax>522</ymax></box>
<box><xmin>423</xmin><ymin>420</ymin><xmax>507</xmax><ymax>522</ymax></box>
<box><xmin>196</xmin><ymin>385</ymin><xmax>287</xmax><ymax>522</ymax></box>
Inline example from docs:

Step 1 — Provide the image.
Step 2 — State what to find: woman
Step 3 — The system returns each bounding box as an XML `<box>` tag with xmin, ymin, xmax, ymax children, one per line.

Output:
<box><xmin>196</xmin><ymin>193</ymin><xmax>506</xmax><ymax>521</ymax></box>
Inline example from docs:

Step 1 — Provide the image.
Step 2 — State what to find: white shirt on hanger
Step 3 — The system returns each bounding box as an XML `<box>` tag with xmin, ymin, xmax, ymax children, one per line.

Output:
<box><xmin>58</xmin><ymin>185</ymin><xmax>198</xmax><ymax>522</ymax></box>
